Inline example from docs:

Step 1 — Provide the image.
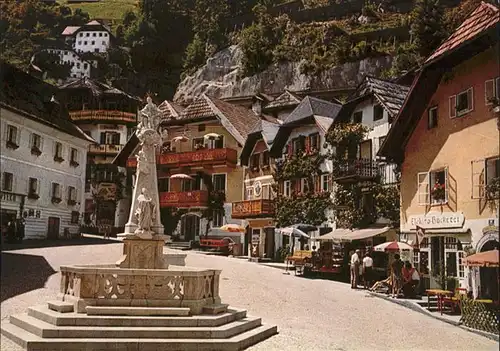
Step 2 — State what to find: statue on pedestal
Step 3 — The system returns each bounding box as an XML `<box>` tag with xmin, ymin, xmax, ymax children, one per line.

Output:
<box><xmin>134</xmin><ymin>188</ymin><xmax>156</xmax><ymax>238</ymax></box>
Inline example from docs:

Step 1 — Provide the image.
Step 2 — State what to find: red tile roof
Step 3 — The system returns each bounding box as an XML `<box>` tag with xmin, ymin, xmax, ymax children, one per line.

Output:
<box><xmin>426</xmin><ymin>2</ymin><xmax>499</xmax><ymax>64</ymax></box>
<box><xmin>158</xmin><ymin>100</ymin><xmax>184</xmax><ymax>120</ymax></box>
<box><xmin>178</xmin><ymin>96</ymin><xmax>216</xmax><ymax>121</ymax></box>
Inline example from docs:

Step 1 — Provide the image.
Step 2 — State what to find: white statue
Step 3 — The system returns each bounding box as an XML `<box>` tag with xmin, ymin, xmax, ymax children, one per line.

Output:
<box><xmin>136</xmin><ymin>149</ymin><xmax>150</xmax><ymax>175</ymax></box>
<box><xmin>135</xmin><ymin>188</ymin><xmax>156</xmax><ymax>236</ymax></box>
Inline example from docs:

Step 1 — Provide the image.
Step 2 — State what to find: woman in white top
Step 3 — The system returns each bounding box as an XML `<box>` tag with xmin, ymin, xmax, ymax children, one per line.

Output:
<box><xmin>362</xmin><ymin>253</ymin><xmax>374</xmax><ymax>289</ymax></box>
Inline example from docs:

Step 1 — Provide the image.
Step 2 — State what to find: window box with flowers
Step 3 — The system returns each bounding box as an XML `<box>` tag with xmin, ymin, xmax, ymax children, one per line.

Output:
<box><xmin>485</xmin><ymin>177</ymin><xmax>499</xmax><ymax>200</ymax></box>
<box><xmin>52</xmin><ymin>197</ymin><xmax>62</xmax><ymax>204</ymax></box>
<box><xmin>431</xmin><ymin>182</ymin><xmax>446</xmax><ymax>202</ymax></box>
<box><xmin>70</xmin><ymin>160</ymin><xmax>79</xmax><ymax>167</ymax></box>
<box><xmin>68</xmin><ymin>199</ymin><xmax>77</xmax><ymax>206</ymax></box>
<box><xmin>54</xmin><ymin>156</ymin><xmax>65</xmax><ymax>163</ymax></box>
<box><xmin>6</xmin><ymin>140</ymin><xmax>19</xmax><ymax>150</ymax></box>
<box><xmin>28</xmin><ymin>192</ymin><xmax>39</xmax><ymax>200</ymax></box>
<box><xmin>31</xmin><ymin>146</ymin><xmax>42</xmax><ymax>156</ymax></box>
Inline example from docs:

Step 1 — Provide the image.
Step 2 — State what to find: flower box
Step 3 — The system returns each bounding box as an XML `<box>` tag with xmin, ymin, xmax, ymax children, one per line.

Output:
<box><xmin>68</xmin><ymin>199</ymin><xmax>77</xmax><ymax>206</ymax></box>
<box><xmin>31</xmin><ymin>146</ymin><xmax>42</xmax><ymax>156</ymax></box>
<box><xmin>431</xmin><ymin>183</ymin><xmax>446</xmax><ymax>202</ymax></box>
<box><xmin>52</xmin><ymin>197</ymin><xmax>62</xmax><ymax>204</ymax></box>
<box><xmin>28</xmin><ymin>193</ymin><xmax>39</xmax><ymax>200</ymax></box>
<box><xmin>54</xmin><ymin>156</ymin><xmax>65</xmax><ymax>163</ymax></box>
<box><xmin>70</xmin><ymin>160</ymin><xmax>79</xmax><ymax>167</ymax></box>
<box><xmin>485</xmin><ymin>177</ymin><xmax>499</xmax><ymax>200</ymax></box>
<box><xmin>6</xmin><ymin>140</ymin><xmax>19</xmax><ymax>150</ymax></box>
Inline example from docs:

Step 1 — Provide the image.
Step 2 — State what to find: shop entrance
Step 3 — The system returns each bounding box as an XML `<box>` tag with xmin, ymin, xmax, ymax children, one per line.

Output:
<box><xmin>264</xmin><ymin>227</ymin><xmax>275</xmax><ymax>259</ymax></box>
<box><xmin>180</xmin><ymin>214</ymin><xmax>200</xmax><ymax>242</ymax></box>
<box><xmin>47</xmin><ymin>217</ymin><xmax>60</xmax><ymax>239</ymax></box>
<box><xmin>479</xmin><ymin>238</ymin><xmax>499</xmax><ymax>300</ymax></box>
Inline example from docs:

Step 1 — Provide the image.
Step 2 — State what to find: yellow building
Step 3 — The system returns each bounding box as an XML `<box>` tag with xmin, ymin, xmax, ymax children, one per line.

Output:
<box><xmin>117</xmin><ymin>94</ymin><xmax>259</xmax><ymax>247</ymax></box>
<box><xmin>379</xmin><ymin>3</ymin><xmax>499</xmax><ymax>294</ymax></box>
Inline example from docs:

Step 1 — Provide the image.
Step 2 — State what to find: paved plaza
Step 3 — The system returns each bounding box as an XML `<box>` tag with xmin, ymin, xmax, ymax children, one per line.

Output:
<box><xmin>1</xmin><ymin>239</ymin><xmax>498</xmax><ymax>351</ymax></box>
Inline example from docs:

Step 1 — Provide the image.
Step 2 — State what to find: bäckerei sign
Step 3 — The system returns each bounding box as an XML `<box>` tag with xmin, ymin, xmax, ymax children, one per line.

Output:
<box><xmin>408</xmin><ymin>212</ymin><xmax>465</xmax><ymax>229</ymax></box>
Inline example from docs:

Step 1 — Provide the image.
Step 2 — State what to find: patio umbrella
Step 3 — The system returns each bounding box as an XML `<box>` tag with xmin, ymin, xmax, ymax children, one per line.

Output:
<box><xmin>219</xmin><ymin>224</ymin><xmax>246</xmax><ymax>233</ymax></box>
<box><xmin>374</xmin><ymin>241</ymin><xmax>413</xmax><ymax>252</ymax></box>
<box><xmin>203</xmin><ymin>133</ymin><xmax>221</xmax><ymax>140</ymax></box>
<box><xmin>464</xmin><ymin>249</ymin><xmax>499</xmax><ymax>267</ymax></box>
<box><xmin>279</xmin><ymin>227</ymin><xmax>310</xmax><ymax>239</ymax></box>
<box><xmin>171</xmin><ymin>136</ymin><xmax>189</xmax><ymax>143</ymax></box>
<box><xmin>292</xmin><ymin>223</ymin><xmax>317</xmax><ymax>232</ymax></box>
<box><xmin>170</xmin><ymin>173</ymin><xmax>193</xmax><ymax>180</ymax></box>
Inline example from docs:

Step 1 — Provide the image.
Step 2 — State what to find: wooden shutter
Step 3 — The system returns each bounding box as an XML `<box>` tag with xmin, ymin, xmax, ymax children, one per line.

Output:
<box><xmin>467</xmin><ymin>87</ymin><xmax>474</xmax><ymax>112</ymax></box>
<box><xmin>444</xmin><ymin>167</ymin><xmax>449</xmax><ymax>203</ymax></box>
<box><xmin>417</xmin><ymin>172</ymin><xmax>430</xmax><ymax>205</ymax></box>
<box><xmin>485</xmin><ymin>79</ymin><xmax>495</xmax><ymax>105</ymax></box>
<box><xmin>449</xmin><ymin>95</ymin><xmax>456</xmax><ymax>118</ymax></box>
<box><xmin>471</xmin><ymin>159</ymin><xmax>485</xmax><ymax>199</ymax></box>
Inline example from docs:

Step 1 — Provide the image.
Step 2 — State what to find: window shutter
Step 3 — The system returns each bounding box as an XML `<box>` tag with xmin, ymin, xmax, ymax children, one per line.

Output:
<box><xmin>305</xmin><ymin>136</ymin><xmax>311</xmax><ymax>152</ymax></box>
<box><xmin>449</xmin><ymin>95</ymin><xmax>456</xmax><ymax>118</ymax></box>
<box><xmin>485</xmin><ymin>79</ymin><xmax>495</xmax><ymax>105</ymax></box>
<box><xmin>417</xmin><ymin>172</ymin><xmax>430</xmax><ymax>205</ymax></box>
<box><xmin>471</xmin><ymin>159</ymin><xmax>486</xmax><ymax>199</ymax></box>
<box><xmin>467</xmin><ymin>87</ymin><xmax>474</xmax><ymax>111</ymax></box>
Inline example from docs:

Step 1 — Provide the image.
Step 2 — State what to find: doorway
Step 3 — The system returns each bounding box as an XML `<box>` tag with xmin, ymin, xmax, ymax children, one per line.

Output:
<box><xmin>479</xmin><ymin>239</ymin><xmax>499</xmax><ymax>300</ymax></box>
<box><xmin>181</xmin><ymin>214</ymin><xmax>200</xmax><ymax>242</ymax></box>
<box><xmin>47</xmin><ymin>217</ymin><xmax>60</xmax><ymax>239</ymax></box>
<box><xmin>264</xmin><ymin>227</ymin><xmax>275</xmax><ymax>260</ymax></box>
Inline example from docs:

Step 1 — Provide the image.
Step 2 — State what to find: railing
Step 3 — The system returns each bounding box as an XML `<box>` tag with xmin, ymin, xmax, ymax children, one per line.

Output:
<box><xmin>231</xmin><ymin>199</ymin><xmax>274</xmax><ymax>219</ymax></box>
<box><xmin>333</xmin><ymin>158</ymin><xmax>379</xmax><ymax>180</ymax></box>
<box><xmin>378</xmin><ymin>162</ymin><xmax>400</xmax><ymax>185</ymax></box>
<box><xmin>159</xmin><ymin>190</ymin><xmax>209</xmax><ymax>208</ymax></box>
<box><xmin>88</xmin><ymin>144</ymin><xmax>124</xmax><ymax>154</ymax></box>
<box><xmin>158</xmin><ymin>148</ymin><xmax>237</xmax><ymax>167</ymax></box>
<box><xmin>69</xmin><ymin>110</ymin><xmax>136</xmax><ymax>123</ymax></box>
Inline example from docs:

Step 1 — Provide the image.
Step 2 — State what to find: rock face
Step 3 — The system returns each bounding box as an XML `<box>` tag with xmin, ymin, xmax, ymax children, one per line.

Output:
<box><xmin>174</xmin><ymin>45</ymin><xmax>393</xmax><ymax>104</ymax></box>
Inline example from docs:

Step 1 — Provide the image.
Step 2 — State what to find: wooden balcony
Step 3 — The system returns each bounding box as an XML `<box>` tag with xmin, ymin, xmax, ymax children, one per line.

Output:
<box><xmin>231</xmin><ymin>199</ymin><xmax>274</xmax><ymax>219</ymax></box>
<box><xmin>333</xmin><ymin>158</ymin><xmax>380</xmax><ymax>183</ymax></box>
<box><xmin>158</xmin><ymin>148</ymin><xmax>237</xmax><ymax>168</ymax></box>
<box><xmin>159</xmin><ymin>190</ymin><xmax>209</xmax><ymax>208</ymax></box>
<box><xmin>69</xmin><ymin>110</ymin><xmax>136</xmax><ymax>123</ymax></box>
<box><xmin>88</xmin><ymin>144</ymin><xmax>123</xmax><ymax>155</ymax></box>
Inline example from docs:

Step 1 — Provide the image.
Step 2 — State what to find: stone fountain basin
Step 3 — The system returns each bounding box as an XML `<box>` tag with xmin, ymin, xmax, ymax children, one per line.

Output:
<box><xmin>59</xmin><ymin>264</ymin><xmax>221</xmax><ymax>314</ymax></box>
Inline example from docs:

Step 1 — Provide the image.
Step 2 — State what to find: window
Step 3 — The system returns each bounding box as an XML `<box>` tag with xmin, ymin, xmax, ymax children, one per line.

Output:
<box><xmin>213</xmin><ymin>174</ymin><xmax>226</xmax><ymax>191</ymax></box>
<box><xmin>353</xmin><ymin>111</ymin><xmax>363</xmax><ymax>124</ymax></box>
<box><xmin>250</xmin><ymin>154</ymin><xmax>260</xmax><ymax>170</ymax></box>
<box><xmin>99</xmin><ymin>33</ymin><xmax>103</xmax><ymax>37</ymax></box>
<box><xmin>373</xmin><ymin>105</ymin><xmax>384</xmax><ymax>121</ymax></box>
<box><xmin>71</xmin><ymin>211</ymin><xmax>79</xmax><ymax>224</ymax></box>
<box><xmin>486</xmin><ymin>157</ymin><xmax>500</xmax><ymax>199</ymax></box>
<box><xmin>6</xmin><ymin>125</ymin><xmax>18</xmax><ymax>148</ymax></box>
<box><xmin>79</xmin><ymin>33</ymin><xmax>83</xmax><ymax>37</ymax></box>
<box><xmin>84</xmin><ymin>41</ymin><xmax>87</xmax><ymax>45</ymax></box>
<box><xmin>94</xmin><ymin>48</ymin><xmax>99</xmax><ymax>53</ymax></box>
<box><xmin>192</xmin><ymin>137</ymin><xmax>205</xmax><ymax>150</ymax></box>
<box><xmin>292</xmin><ymin>137</ymin><xmax>305</xmax><ymax>155</ymax></box>
<box><xmin>86</xmin><ymin>33</ymin><xmax>89</xmax><ymax>37</ymax></box>
<box><xmin>28</xmin><ymin>178</ymin><xmax>39</xmax><ymax>198</ymax></box>
<box><xmin>450</xmin><ymin>88</ymin><xmax>473</xmax><ymax>117</ymax></box>
<box><xmin>309</xmin><ymin>133</ymin><xmax>320</xmax><ymax>152</ymax></box>
<box><xmin>104</xmin><ymin>33</ymin><xmax>108</xmax><ymax>37</ymax></box>
<box><xmin>54</xmin><ymin>142</ymin><xmax>64</xmax><ymax>161</ymax></box>
<box><xmin>76</xmin><ymin>63</ymin><xmax>81</xmax><ymax>69</ymax></box>
<box><xmin>261</xmin><ymin>151</ymin><xmax>270</xmax><ymax>168</ymax></box>
<box><xmin>84</xmin><ymin>63</ymin><xmax>88</xmax><ymax>69</ymax></box>
<box><xmin>91</xmin><ymin>41</ymin><xmax>95</xmax><ymax>45</ymax></box>
<box><xmin>68</xmin><ymin>186</ymin><xmax>77</xmax><ymax>204</ymax></box>
<box><xmin>429</xmin><ymin>169</ymin><xmax>448</xmax><ymax>204</ymax></box>
<box><xmin>51</xmin><ymin>183</ymin><xmax>61</xmax><ymax>201</ymax></box>
<box><xmin>212</xmin><ymin>210</ymin><xmax>224</xmax><ymax>227</ymax></box>
<box><xmin>485</xmin><ymin>77</ymin><xmax>500</xmax><ymax>105</ymax></box>
<box><xmin>207</xmin><ymin>135</ymin><xmax>224</xmax><ymax>149</ymax></box>
<box><xmin>428</xmin><ymin>106</ymin><xmax>438</xmax><ymax>129</ymax></box>
<box><xmin>92</xmin><ymin>33</ymin><xmax>96</xmax><ymax>37</ymax></box>
<box><xmin>78</xmin><ymin>41</ymin><xmax>81</xmax><ymax>45</ymax></box>
<box><xmin>321</xmin><ymin>174</ymin><xmax>330</xmax><ymax>192</ymax></box>
<box><xmin>2</xmin><ymin>172</ymin><xmax>13</xmax><ymax>192</ymax></box>
<box><xmin>246</xmin><ymin>187</ymin><xmax>254</xmax><ymax>200</ymax></box>
<box><xmin>102</xmin><ymin>41</ymin><xmax>106</xmax><ymax>46</ymax></box>
<box><xmin>300</xmin><ymin>178</ymin><xmax>309</xmax><ymax>193</ymax></box>
<box><xmin>70</xmin><ymin>148</ymin><xmax>79</xmax><ymax>166</ymax></box>
<box><xmin>158</xmin><ymin>178</ymin><xmax>170</xmax><ymax>192</ymax></box>
<box><xmin>283</xmin><ymin>180</ymin><xmax>291</xmax><ymax>197</ymax></box>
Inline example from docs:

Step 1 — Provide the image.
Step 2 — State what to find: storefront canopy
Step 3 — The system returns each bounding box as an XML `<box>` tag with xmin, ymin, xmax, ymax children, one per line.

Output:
<box><xmin>317</xmin><ymin>227</ymin><xmax>395</xmax><ymax>242</ymax></box>
<box><xmin>465</xmin><ymin>249</ymin><xmax>499</xmax><ymax>267</ymax></box>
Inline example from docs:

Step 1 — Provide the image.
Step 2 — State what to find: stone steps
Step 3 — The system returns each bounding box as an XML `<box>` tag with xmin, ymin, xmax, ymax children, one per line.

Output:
<box><xmin>1</xmin><ymin>321</ymin><xmax>277</xmax><ymax>351</ymax></box>
<box><xmin>2</xmin><ymin>303</ymin><xmax>278</xmax><ymax>350</ymax></box>
<box><xmin>28</xmin><ymin>305</ymin><xmax>246</xmax><ymax>327</ymax></box>
<box><xmin>10</xmin><ymin>313</ymin><xmax>262</xmax><ymax>339</ymax></box>
<box><xmin>85</xmin><ymin>306</ymin><xmax>191</xmax><ymax>316</ymax></box>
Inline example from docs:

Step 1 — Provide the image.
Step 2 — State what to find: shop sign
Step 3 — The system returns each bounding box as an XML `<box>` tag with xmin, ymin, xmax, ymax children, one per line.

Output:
<box><xmin>408</xmin><ymin>212</ymin><xmax>465</xmax><ymax>229</ymax></box>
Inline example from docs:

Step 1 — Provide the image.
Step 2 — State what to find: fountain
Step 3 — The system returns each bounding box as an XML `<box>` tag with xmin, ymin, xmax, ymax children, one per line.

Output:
<box><xmin>1</xmin><ymin>98</ymin><xmax>277</xmax><ymax>351</ymax></box>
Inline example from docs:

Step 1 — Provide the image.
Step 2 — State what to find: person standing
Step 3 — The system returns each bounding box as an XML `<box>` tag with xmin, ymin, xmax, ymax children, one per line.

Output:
<box><xmin>391</xmin><ymin>253</ymin><xmax>404</xmax><ymax>298</ymax></box>
<box><xmin>363</xmin><ymin>252</ymin><xmax>374</xmax><ymax>289</ymax></box>
<box><xmin>350</xmin><ymin>249</ymin><xmax>361</xmax><ymax>289</ymax></box>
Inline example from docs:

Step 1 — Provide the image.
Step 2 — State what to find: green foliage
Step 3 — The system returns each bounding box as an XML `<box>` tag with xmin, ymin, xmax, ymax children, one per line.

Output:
<box><xmin>372</xmin><ymin>184</ymin><xmax>400</xmax><ymax>227</ymax></box>
<box><xmin>0</xmin><ymin>0</ymin><xmax>89</xmax><ymax>70</ymax></box>
<box><xmin>274</xmin><ymin>152</ymin><xmax>326</xmax><ymax>182</ymax></box>
<box><xmin>32</xmin><ymin>51</ymin><xmax>71</xmax><ymax>80</ymax></box>
<box><xmin>161</xmin><ymin>208</ymin><xmax>187</xmax><ymax>236</ymax></box>
<box><xmin>410</xmin><ymin>0</ymin><xmax>447</xmax><ymax>57</ymax></box>
<box><xmin>361</xmin><ymin>1</ymin><xmax>379</xmax><ymax>20</ymax></box>
<box><xmin>183</xmin><ymin>34</ymin><xmax>207</xmax><ymax>75</ymax></box>
<box><xmin>326</xmin><ymin>123</ymin><xmax>368</xmax><ymax>163</ymax></box>
<box><xmin>380</xmin><ymin>42</ymin><xmax>420</xmax><ymax>79</ymax></box>
<box><xmin>485</xmin><ymin>177</ymin><xmax>500</xmax><ymax>200</ymax></box>
<box><xmin>275</xmin><ymin>192</ymin><xmax>332</xmax><ymax>228</ymax></box>
<box><xmin>332</xmin><ymin>183</ymin><xmax>375</xmax><ymax>229</ymax></box>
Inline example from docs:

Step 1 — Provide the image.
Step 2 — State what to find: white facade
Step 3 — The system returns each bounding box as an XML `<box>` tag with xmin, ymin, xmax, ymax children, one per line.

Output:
<box><xmin>74</xmin><ymin>30</ymin><xmax>111</xmax><ymax>54</ymax></box>
<box><xmin>45</xmin><ymin>48</ymin><xmax>94</xmax><ymax>79</ymax></box>
<box><xmin>0</xmin><ymin>108</ymin><xmax>92</xmax><ymax>239</ymax></box>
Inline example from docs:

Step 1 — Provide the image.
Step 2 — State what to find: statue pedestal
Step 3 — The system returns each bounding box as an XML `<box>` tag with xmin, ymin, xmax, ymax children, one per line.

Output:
<box><xmin>116</xmin><ymin>235</ymin><xmax>167</xmax><ymax>269</ymax></box>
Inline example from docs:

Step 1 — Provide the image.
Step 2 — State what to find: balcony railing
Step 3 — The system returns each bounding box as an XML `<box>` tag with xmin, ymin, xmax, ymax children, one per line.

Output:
<box><xmin>88</xmin><ymin>144</ymin><xmax>124</xmax><ymax>154</ymax></box>
<box><xmin>127</xmin><ymin>148</ymin><xmax>238</xmax><ymax>168</ymax></box>
<box><xmin>231</xmin><ymin>199</ymin><xmax>274</xmax><ymax>219</ymax></box>
<box><xmin>159</xmin><ymin>190</ymin><xmax>209</xmax><ymax>208</ymax></box>
<box><xmin>378</xmin><ymin>162</ymin><xmax>399</xmax><ymax>185</ymax></box>
<box><xmin>69</xmin><ymin>110</ymin><xmax>136</xmax><ymax>123</ymax></box>
<box><xmin>158</xmin><ymin>148</ymin><xmax>237</xmax><ymax>168</ymax></box>
<box><xmin>333</xmin><ymin>158</ymin><xmax>379</xmax><ymax>182</ymax></box>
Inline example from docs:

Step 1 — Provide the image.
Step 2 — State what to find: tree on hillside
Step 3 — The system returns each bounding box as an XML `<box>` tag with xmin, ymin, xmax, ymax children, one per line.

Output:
<box><xmin>410</xmin><ymin>0</ymin><xmax>447</xmax><ymax>57</ymax></box>
<box><xmin>0</xmin><ymin>0</ymin><xmax>89</xmax><ymax>69</ymax></box>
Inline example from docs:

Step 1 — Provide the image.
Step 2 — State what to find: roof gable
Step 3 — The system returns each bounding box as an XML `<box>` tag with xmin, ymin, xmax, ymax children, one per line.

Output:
<box><xmin>283</xmin><ymin>96</ymin><xmax>342</xmax><ymax>125</ymax></box>
<box><xmin>158</xmin><ymin>100</ymin><xmax>183</xmax><ymax>120</ymax></box>
<box><xmin>59</xmin><ymin>77</ymin><xmax>140</xmax><ymax>101</ymax></box>
<box><xmin>263</xmin><ymin>90</ymin><xmax>301</xmax><ymax>111</ymax></box>
<box><xmin>426</xmin><ymin>2</ymin><xmax>499</xmax><ymax>64</ymax></box>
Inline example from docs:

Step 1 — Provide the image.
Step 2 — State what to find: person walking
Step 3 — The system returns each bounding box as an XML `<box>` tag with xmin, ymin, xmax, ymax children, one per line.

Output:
<box><xmin>350</xmin><ymin>249</ymin><xmax>361</xmax><ymax>289</ymax></box>
<box><xmin>391</xmin><ymin>253</ymin><xmax>404</xmax><ymax>298</ymax></box>
<box><xmin>362</xmin><ymin>252</ymin><xmax>374</xmax><ymax>289</ymax></box>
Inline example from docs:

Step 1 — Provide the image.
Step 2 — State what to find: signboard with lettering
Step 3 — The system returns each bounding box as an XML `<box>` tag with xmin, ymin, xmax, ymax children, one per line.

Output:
<box><xmin>408</xmin><ymin>212</ymin><xmax>465</xmax><ymax>230</ymax></box>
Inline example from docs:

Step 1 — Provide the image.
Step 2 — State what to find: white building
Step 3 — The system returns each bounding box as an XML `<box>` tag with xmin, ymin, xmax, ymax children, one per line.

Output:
<box><xmin>0</xmin><ymin>62</ymin><xmax>94</xmax><ymax>239</ymax></box>
<box><xmin>62</xmin><ymin>20</ymin><xmax>112</xmax><ymax>54</ymax></box>
<box><xmin>43</xmin><ymin>48</ymin><xmax>95</xmax><ymax>79</ymax></box>
<box><xmin>268</xmin><ymin>96</ymin><xmax>343</xmax><ymax>249</ymax></box>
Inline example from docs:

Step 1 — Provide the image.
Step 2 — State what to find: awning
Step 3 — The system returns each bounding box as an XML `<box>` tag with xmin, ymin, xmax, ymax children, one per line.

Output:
<box><xmin>318</xmin><ymin>226</ymin><xmax>394</xmax><ymax>242</ymax></box>
<box><xmin>465</xmin><ymin>249</ymin><xmax>499</xmax><ymax>267</ymax></box>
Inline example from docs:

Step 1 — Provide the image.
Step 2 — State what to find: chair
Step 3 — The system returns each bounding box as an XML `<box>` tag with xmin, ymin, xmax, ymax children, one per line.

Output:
<box><xmin>443</xmin><ymin>288</ymin><xmax>467</xmax><ymax>314</ymax></box>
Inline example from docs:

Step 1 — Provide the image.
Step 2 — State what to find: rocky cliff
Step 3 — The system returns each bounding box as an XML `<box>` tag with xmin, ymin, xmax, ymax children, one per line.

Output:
<box><xmin>174</xmin><ymin>45</ymin><xmax>393</xmax><ymax>104</ymax></box>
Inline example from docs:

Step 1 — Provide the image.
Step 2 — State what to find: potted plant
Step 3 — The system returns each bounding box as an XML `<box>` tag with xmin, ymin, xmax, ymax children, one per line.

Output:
<box><xmin>431</xmin><ymin>182</ymin><xmax>446</xmax><ymax>202</ymax></box>
<box><xmin>485</xmin><ymin>177</ymin><xmax>499</xmax><ymax>200</ymax></box>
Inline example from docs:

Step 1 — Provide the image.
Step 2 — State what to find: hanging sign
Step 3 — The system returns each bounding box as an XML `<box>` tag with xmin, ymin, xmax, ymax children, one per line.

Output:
<box><xmin>408</xmin><ymin>212</ymin><xmax>465</xmax><ymax>230</ymax></box>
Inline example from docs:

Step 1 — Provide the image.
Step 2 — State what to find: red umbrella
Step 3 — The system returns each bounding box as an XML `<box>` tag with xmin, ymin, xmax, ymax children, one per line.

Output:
<box><xmin>374</xmin><ymin>241</ymin><xmax>413</xmax><ymax>252</ymax></box>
